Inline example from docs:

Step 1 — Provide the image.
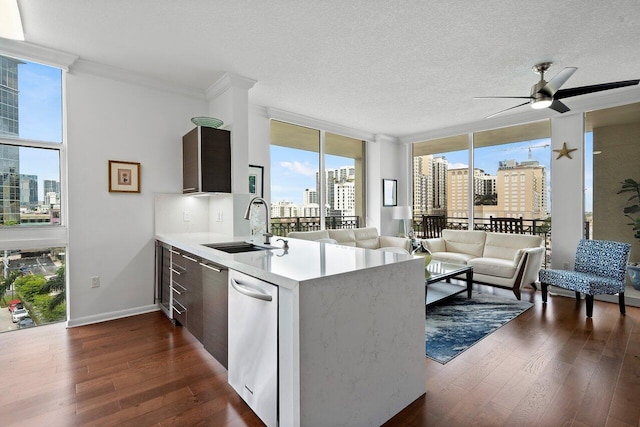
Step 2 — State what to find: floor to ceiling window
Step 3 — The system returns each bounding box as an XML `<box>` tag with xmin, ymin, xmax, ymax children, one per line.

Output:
<box><xmin>586</xmin><ymin>102</ymin><xmax>640</xmax><ymax>266</ymax></box>
<box><xmin>412</xmin><ymin>134</ymin><xmax>469</xmax><ymax>232</ymax></box>
<box><xmin>0</xmin><ymin>54</ymin><xmax>67</xmax><ymax>330</ymax></box>
<box><xmin>269</xmin><ymin>120</ymin><xmax>365</xmax><ymax>236</ymax></box>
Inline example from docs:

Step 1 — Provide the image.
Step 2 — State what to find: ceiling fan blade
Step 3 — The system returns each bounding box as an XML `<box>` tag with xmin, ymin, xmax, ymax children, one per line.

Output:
<box><xmin>539</xmin><ymin>67</ymin><xmax>577</xmax><ymax>96</ymax></box>
<box><xmin>474</xmin><ymin>96</ymin><xmax>532</xmax><ymax>99</ymax></box>
<box><xmin>485</xmin><ymin>101</ymin><xmax>530</xmax><ymax>119</ymax></box>
<box><xmin>548</xmin><ymin>100</ymin><xmax>570</xmax><ymax>114</ymax></box>
<box><xmin>555</xmin><ymin>80</ymin><xmax>640</xmax><ymax>99</ymax></box>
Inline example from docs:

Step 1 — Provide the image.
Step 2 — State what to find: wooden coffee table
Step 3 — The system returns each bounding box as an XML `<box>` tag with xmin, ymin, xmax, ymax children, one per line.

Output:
<box><xmin>425</xmin><ymin>260</ymin><xmax>473</xmax><ymax>306</ymax></box>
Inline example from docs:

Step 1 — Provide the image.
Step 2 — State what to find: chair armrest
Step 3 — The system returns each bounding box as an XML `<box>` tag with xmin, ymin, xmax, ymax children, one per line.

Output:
<box><xmin>379</xmin><ymin>235</ymin><xmax>411</xmax><ymax>252</ymax></box>
<box><xmin>516</xmin><ymin>247</ymin><xmax>545</xmax><ymax>289</ymax></box>
<box><xmin>423</xmin><ymin>237</ymin><xmax>445</xmax><ymax>253</ymax></box>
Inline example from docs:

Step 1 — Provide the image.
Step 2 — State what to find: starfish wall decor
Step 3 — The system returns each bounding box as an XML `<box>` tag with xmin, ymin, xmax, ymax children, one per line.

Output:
<box><xmin>553</xmin><ymin>142</ymin><xmax>578</xmax><ymax>160</ymax></box>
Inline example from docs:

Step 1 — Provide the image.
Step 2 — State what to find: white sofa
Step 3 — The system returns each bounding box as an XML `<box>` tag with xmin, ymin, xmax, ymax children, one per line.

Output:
<box><xmin>422</xmin><ymin>229</ymin><xmax>544</xmax><ymax>299</ymax></box>
<box><xmin>287</xmin><ymin>227</ymin><xmax>411</xmax><ymax>254</ymax></box>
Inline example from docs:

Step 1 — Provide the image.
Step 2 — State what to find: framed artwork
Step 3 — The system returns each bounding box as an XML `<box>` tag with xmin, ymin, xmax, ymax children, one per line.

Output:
<box><xmin>108</xmin><ymin>160</ymin><xmax>140</xmax><ymax>193</ymax></box>
<box><xmin>382</xmin><ymin>179</ymin><xmax>397</xmax><ymax>207</ymax></box>
<box><xmin>249</xmin><ymin>164</ymin><xmax>264</xmax><ymax>197</ymax></box>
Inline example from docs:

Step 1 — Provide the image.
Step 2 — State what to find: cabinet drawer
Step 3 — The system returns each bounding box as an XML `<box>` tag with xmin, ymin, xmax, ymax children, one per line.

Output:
<box><xmin>172</xmin><ymin>299</ymin><xmax>187</xmax><ymax>326</ymax></box>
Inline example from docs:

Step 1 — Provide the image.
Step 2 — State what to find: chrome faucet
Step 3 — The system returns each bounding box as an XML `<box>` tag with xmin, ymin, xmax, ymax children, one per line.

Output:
<box><xmin>243</xmin><ymin>196</ymin><xmax>273</xmax><ymax>244</ymax></box>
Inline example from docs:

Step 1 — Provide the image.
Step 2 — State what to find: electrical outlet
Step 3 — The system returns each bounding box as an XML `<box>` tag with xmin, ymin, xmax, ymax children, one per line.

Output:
<box><xmin>217</xmin><ymin>211</ymin><xmax>223</xmax><ymax>222</ymax></box>
<box><xmin>91</xmin><ymin>276</ymin><xmax>100</xmax><ymax>288</ymax></box>
<box><xmin>183</xmin><ymin>210</ymin><xmax>192</xmax><ymax>222</ymax></box>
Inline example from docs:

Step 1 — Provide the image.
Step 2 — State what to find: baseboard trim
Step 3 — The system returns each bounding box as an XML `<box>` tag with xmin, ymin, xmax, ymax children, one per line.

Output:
<box><xmin>66</xmin><ymin>304</ymin><xmax>161</xmax><ymax>328</ymax></box>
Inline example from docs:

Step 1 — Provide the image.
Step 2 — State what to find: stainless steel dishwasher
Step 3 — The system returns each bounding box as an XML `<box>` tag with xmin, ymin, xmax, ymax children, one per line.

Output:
<box><xmin>228</xmin><ymin>270</ymin><xmax>278</xmax><ymax>427</ymax></box>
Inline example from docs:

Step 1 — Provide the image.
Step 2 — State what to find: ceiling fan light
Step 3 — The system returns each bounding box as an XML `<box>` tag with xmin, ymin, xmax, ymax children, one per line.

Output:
<box><xmin>531</xmin><ymin>99</ymin><xmax>552</xmax><ymax>109</ymax></box>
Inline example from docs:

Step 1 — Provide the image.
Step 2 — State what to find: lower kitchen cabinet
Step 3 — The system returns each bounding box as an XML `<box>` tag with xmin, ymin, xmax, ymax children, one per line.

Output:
<box><xmin>201</xmin><ymin>260</ymin><xmax>228</xmax><ymax>369</ymax></box>
<box><xmin>155</xmin><ymin>241</ymin><xmax>229</xmax><ymax>370</ymax></box>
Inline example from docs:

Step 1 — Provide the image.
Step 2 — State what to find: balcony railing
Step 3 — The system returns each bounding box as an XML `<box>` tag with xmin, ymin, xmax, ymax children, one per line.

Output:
<box><xmin>270</xmin><ymin>216</ymin><xmax>360</xmax><ymax>237</ymax></box>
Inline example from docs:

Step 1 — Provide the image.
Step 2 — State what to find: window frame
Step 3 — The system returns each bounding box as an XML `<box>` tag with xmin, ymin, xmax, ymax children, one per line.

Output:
<box><xmin>0</xmin><ymin>51</ymin><xmax>68</xmax><ymax>251</ymax></box>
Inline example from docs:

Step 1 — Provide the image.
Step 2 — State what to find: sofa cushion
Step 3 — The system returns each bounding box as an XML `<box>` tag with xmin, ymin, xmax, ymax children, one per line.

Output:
<box><xmin>441</xmin><ymin>230</ymin><xmax>486</xmax><ymax>257</ymax></box>
<box><xmin>431</xmin><ymin>251</ymin><xmax>476</xmax><ymax>264</ymax></box>
<box><xmin>353</xmin><ymin>227</ymin><xmax>381</xmax><ymax>249</ymax></box>
<box><xmin>328</xmin><ymin>229</ymin><xmax>357</xmax><ymax>246</ymax></box>
<box><xmin>287</xmin><ymin>230</ymin><xmax>330</xmax><ymax>241</ymax></box>
<box><xmin>467</xmin><ymin>257</ymin><xmax>517</xmax><ymax>279</ymax></box>
<box><xmin>483</xmin><ymin>232</ymin><xmax>542</xmax><ymax>260</ymax></box>
<box><xmin>377</xmin><ymin>246</ymin><xmax>410</xmax><ymax>254</ymax></box>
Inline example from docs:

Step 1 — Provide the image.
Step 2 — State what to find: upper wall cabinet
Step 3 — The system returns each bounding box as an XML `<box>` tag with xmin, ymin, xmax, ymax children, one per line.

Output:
<box><xmin>183</xmin><ymin>127</ymin><xmax>231</xmax><ymax>194</ymax></box>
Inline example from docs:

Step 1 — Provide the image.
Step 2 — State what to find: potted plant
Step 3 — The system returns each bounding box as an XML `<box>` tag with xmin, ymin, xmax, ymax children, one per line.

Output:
<box><xmin>617</xmin><ymin>178</ymin><xmax>640</xmax><ymax>290</ymax></box>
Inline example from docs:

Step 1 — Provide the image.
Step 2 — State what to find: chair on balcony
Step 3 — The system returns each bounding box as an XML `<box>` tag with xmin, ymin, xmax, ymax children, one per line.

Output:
<box><xmin>539</xmin><ymin>239</ymin><xmax>631</xmax><ymax>318</ymax></box>
<box><xmin>421</xmin><ymin>215</ymin><xmax>447</xmax><ymax>238</ymax></box>
<box><xmin>490</xmin><ymin>216</ymin><xmax>524</xmax><ymax>234</ymax></box>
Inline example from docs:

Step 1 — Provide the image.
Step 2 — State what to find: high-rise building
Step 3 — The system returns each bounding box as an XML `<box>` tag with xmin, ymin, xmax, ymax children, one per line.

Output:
<box><xmin>0</xmin><ymin>146</ymin><xmax>20</xmax><ymax>224</ymax></box>
<box><xmin>334</xmin><ymin>181</ymin><xmax>355</xmax><ymax>216</ymax></box>
<box><xmin>495</xmin><ymin>159</ymin><xmax>547</xmax><ymax>219</ymax></box>
<box><xmin>20</xmin><ymin>174</ymin><xmax>38</xmax><ymax>210</ymax></box>
<box><xmin>413</xmin><ymin>155</ymin><xmax>447</xmax><ymax>215</ymax></box>
<box><xmin>44</xmin><ymin>179</ymin><xmax>60</xmax><ymax>205</ymax></box>
<box><xmin>303</xmin><ymin>188</ymin><xmax>318</xmax><ymax>205</ymax></box>
<box><xmin>0</xmin><ymin>56</ymin><xmax>22</xmax><ymax>225</ymax></box>
<box><xmin>316</xmin><ymin>166</ymin><xmax>355</xmax><ymax>217</ymax></box>
<box><xmin>0</xmin><ymin>56</ymin><xmax>23</xmax><ymax>137</ymax></box>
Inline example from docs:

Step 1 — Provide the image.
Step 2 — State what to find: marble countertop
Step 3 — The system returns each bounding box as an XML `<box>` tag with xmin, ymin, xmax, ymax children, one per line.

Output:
<box><xmin>155</xmin><ymin>232</ymin><xmax>418</xmax><ymax>289</ymax></box>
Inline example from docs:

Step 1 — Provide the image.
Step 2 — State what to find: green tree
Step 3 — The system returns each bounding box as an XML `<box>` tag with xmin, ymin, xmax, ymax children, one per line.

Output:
<box><xmin>14</xmin><ymin>275</ymin><xmax>47</xmax><ymax>302</ymax></box>
<box><xmin>1</xmin><ymin>270</ymin><xmax>22</xmax><ymax>304</ymax></box>
<box><xmin>41</xmin><ymin>266</ymin><xmax>65</xmax><ymax>311</ymax></box>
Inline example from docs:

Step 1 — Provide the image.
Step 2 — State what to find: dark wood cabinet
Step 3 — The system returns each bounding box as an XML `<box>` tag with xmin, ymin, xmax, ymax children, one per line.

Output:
<box><xmin>182</xmin><ymin>126</ymin><xmax>231</xmax><ymax>194</ymax></box>
<box><xmin>157</xmin><ymin>240</ymin><xmax>229</xmax><ymax>369</ymax></box>
<box><xmin>155</xmin><ymin>242</ymin><xmax>172</xmax><ymax>316</ymax></box>
<box><xmin>201</xmin><ymin>260</ymin><xmax>229</xmax><ymax>369</ymax></box>
<box><xmin>170</xmin><ymin>249</ymin><xmax>203</xmax><ymax>343</ymax></box>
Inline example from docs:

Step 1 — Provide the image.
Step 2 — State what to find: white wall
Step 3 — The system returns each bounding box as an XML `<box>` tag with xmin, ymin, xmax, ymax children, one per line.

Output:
<box><xmin>66</xmin><ymin>69</ymin><xmax>206</xmax><ymax>325</ymax></box>
<box><xmin>550</xmin><ymin>114</ymin><xmax>585</xmax><ymax>269</ymax></box>
<box><xmin>367</xmin><ymin>136</ymin><xmax>405</xmax><ymax>237</ymax></box>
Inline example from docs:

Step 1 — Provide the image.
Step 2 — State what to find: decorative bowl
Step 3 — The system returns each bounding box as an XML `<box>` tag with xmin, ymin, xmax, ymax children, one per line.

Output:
<box><xmin>628</xmin><ymin>265</ymin><xmax>640</xmax><ymax>291</ymax></box>
<box><xmin>191</xmin><ymin>116</ymin><xmax>224</xmax><ymax>128</ymax></box>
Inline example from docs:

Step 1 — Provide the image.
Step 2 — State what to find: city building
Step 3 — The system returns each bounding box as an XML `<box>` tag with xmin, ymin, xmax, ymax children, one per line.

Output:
<box><xmin>270</xmin><ymin>200</ymin><xmax>298</xmax><ymax>218</ymax></box>
<box><xmin>0</xmin><ymin>56</ymin><xmax>22</xmax><ymax>225</ymax></box>
<box><xmin>44</xmin><ymin>179</ymin><xmax>60</xmax><ymax>205</ymax></box>
<box><xmin>413</xmin><ymin>155</ymin><xmax>447</xmax><ymax>216</ymax></box>
<box><xmin>303</xmin><ymin>188</ymin><xmax>317</xmax><ymax>205</ymax></box>
<box><xmin>19</xmin><ymin>174</ymin><xmax>37</xmax><ymax>210</ymax></box>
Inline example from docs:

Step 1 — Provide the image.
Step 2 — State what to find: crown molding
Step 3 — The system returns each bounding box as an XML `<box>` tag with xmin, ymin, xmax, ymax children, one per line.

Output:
<box><xmin>71</xmin><ymin>59</ymin><xmax>206</xmax><ymax>99</ymax></box>
<box><xmin>0</xmin><ymin>38</ymin><xmax>78</xmax><ymax>70</ymax></box>
<box><xmin>206</xmin><ymin>72</ymin><xmax>257</xmax><ymax>100</ymax></box>
<box><xmin>400</xmin><ymin>86</ymin><xmax>640</xmax><ymax>144</ymax></box>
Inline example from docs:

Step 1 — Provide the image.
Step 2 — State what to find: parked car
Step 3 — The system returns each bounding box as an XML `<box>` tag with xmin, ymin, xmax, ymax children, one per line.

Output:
<box><xmin>11</xmin><ymin>308</ymin><xmax>29</xmax><ymax>323</ymax></box>
<box><xmin>8</xmin><ymin>300</ymin><xmax>22</xmax><ymax>312</ymax></box>
<box><xmin>18</xmin><ymin>317</ymin><xmax>35</xmax><ymax>329</ymax></box>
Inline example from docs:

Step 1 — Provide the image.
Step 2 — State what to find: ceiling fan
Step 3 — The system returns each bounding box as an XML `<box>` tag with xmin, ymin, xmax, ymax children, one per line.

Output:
<box><xmin>475</xmin><ymin>62</ymin><xmax>639</xmax><ymax>118</ymax></box>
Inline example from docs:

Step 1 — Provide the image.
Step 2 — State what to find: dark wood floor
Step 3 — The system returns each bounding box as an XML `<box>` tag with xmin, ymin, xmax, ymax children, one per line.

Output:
<box><xmin>1</xmin><ymin>287</ymin><xmax>639</xmax><ymax>426</ymax></box>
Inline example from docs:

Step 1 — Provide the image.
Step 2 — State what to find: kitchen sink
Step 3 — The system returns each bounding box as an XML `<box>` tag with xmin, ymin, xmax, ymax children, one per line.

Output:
<box><xmin>203</xmin><ymin>241</ymin><xmax>274</xmax><ymax>254</ymax></box>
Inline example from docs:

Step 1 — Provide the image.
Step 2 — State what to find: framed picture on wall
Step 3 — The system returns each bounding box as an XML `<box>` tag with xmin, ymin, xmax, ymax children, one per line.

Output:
<box><xmin>249</xmin><ymin>164</ymin><xmax>264</xmax><ymax>197</ymax></box>
<box><xmin>109</xmin><ymin>160</ymin><xmax>141</xmax><ymax>193</ymax></box>
<box><xmin>383</xmin><ymin>179</ymin><xmax>397</xmax><ymax>206</ymax></box>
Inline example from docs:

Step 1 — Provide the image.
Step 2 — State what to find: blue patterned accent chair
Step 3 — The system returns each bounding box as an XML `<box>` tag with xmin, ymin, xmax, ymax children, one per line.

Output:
<box><xmin>539</xmin><ymin>239</ymin><xmax>631</xmax><ymax>318</ymax></box>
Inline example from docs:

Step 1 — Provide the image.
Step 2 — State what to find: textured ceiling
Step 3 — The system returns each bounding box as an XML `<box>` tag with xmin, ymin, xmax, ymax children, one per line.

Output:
<box><xmin>16</xmin><ymin>0</ymin><xmax>640</xmax><ymax>137</ymax></box>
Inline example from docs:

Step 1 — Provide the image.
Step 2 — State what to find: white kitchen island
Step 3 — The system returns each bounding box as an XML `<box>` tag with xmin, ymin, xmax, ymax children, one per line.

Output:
<box><xmin>155</xmin><ymin>232</ymin><xmax>426</xmax><ymax>427</ymax></box>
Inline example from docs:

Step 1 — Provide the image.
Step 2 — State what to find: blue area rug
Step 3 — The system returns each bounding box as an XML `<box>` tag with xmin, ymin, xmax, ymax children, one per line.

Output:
<box><xmin>425</xmin><ymin>293</ymin><xmax>533</xmax><ymax>364</ymax></box>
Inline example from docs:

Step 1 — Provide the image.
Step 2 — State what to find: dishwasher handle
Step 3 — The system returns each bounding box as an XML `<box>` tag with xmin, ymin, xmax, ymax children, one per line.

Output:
<box><xmin>230</xmin><ymin>278</ymin><xmax>273</xmax><ymax>302</ymax></box>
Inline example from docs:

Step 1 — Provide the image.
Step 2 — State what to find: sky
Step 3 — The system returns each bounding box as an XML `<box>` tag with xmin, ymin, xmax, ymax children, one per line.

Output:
<box><xmin>271</xmin><ymin>134</ymin><xmax>595</xmax><ymax>212</ymax></box>
<box><xmin>12</xmin><ymin>60</ymin><xmax>62</xmax><ymax>201</ymax></box>
<box><xmin>270</xmin><ymin>145</ymin><xmax>354</xmax><ymax>205</ymax></box>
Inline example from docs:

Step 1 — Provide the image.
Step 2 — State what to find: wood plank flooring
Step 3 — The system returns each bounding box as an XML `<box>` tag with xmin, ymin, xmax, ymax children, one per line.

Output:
<box><xmin>0</xmin><ymin>287</ymin><xmax>639</xmax><ymax>426</ymax></box>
